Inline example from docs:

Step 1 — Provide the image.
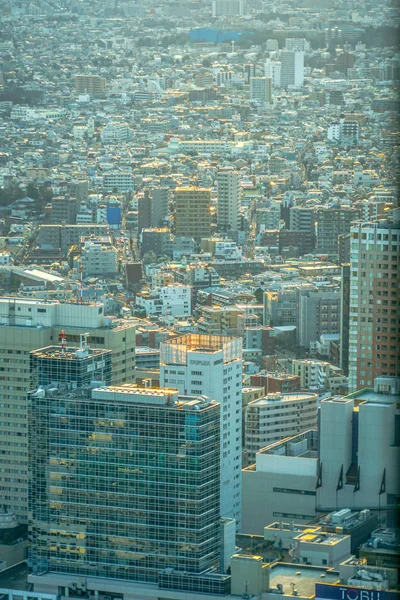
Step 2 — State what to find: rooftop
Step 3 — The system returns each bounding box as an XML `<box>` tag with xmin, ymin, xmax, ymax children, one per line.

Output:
<box><xmin>249</xmin><ymin>392</ymin><xmax>317</xmax><ymax>406</ymax></box>
<box><xmin>161</xmin><ymin>333</ymin><xmax>242</xmax><ymax>364</ymax></box>
<box><xmin>257</xmin><ymin>430</ymin><xmax>319</xmax><ymax>459</ymax></box>
<box><xmin>30</xmin><ymin>383</ymin><xmax>217</xmax><ymax>411</ymax></box>
<box><xmin>295</xmin><ymin>532</ymin><xmax>348</xmax><ymax>546</ymax></box>
<box><xmin>92</xmin><ymin>385</ymin><xmax>216</xmax><ymax>410</ymax></box>
<box><xmin>269</xmin><ymin>563</ymin><xmax>339</xmax><ymax>598</ymax></box>
<box><xmin>30</xmin><ymin>345</ymin><xmax>111</xmax><ymax>360</ymax></box>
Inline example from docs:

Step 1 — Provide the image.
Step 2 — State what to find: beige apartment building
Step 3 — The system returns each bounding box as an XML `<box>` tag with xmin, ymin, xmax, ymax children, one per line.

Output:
<box><xmin>0</xmin><ymin>298</ymin><xmax>135</xmax><ymax>522</ymax></box>
<box><xmin>73</xmin><ymin>74</ymin><xmax>106</xmax><ymax>96</ymax></box>
<box><xmin>197</xmin><ymin>305</ymin><xmax>242</xmax><ymax>336</ymax></box>
<box><xmin>174</xmin><ymin>186</ymin><xmax>212</xmax><ymax>240</ymax></box>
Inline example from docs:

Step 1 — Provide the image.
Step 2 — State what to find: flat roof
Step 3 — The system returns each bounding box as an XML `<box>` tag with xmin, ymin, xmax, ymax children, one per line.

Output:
<box><xmin>30</xmin><ymin>346</ymin><xmax>111</xmax><ymax>360</ymax></box>
<box><xmin>24</xmin><ymin>268</ymin><xmax>65</xmax><ymax>283</ymax></box>
<box><xmin>0</xmin><ymin>297</ymin><xmax>102</xmax><ymax>307</ymax></box>
<box><xmin>250</xmin><ymin>393</ymin><xmax>316</xmax><ymax>406</ymax></box>
<box><xmin>135</xmin><ymin>346</ymin><xmax>160</xmax><ymax>354</ymax></box>
<box><xmin>351</xmin><ymin>390</ymin><xmax>399</xmax><ymax>403</ymax></box>
<box><xmin>269</xmin><ymin>564</ymin><xmax>339</xmax><ymax>598</ymax></box>
<box><xmin>297</xmin><ymin>533</ymin><xmax>346</xmax><ymax>545</ymax></box>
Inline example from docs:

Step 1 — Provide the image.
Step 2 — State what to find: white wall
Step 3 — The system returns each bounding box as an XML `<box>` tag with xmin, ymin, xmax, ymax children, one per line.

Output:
<box><xmin>160</xmin><ymin>344</ymin><xmax>242</xmax><ymax>527</ymax></box>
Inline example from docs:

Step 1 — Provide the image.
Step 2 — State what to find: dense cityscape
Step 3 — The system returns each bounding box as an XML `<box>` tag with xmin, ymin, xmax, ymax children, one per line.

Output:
<box><xmin>0</xmin><ymin>0</ymin><xmax>399</xmax><ymax>599</ymax></box>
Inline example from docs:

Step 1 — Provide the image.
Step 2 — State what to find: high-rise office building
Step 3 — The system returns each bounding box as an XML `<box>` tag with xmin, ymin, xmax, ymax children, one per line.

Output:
<box><xmin>289</xmin><ymin>205</ymin><xmax>316</xmax><ymax>249</ymax></box>
<box><xmin>338</xmin><ymin>233</ymin><xmax>351</xmax><ymax>264</ymax></box>
<box><xmin>140</xmin><ymin>227</ymin><xmax>173</xmax><ymax>258</ymax></box>
<box><xmin>30</xmin><ymin>341</ymin><xmax>112</xmax><ymax>389</ymax></box>
<box><xmin>316</xmin><ymin>206</ymin><xmax>361</xmax><ymax>254</ymax></box>
<box><xmin>28</xmin><ymin>385</ymin><xmax>220</xmax><ymax>587</ymax></box>
<box><xmin>340</xmin><ymin>264</ymin><xmax>351</xmax><ymax>376</ymax></box>
<box><xmin>298</xmin><ymin>286</ymin><xmax>341</xmax><ymax>348</ymax></box>
<box><xmin>216</xmin><ymin>168</ymin><xmax>241</xmax><ymax>235</ymax></box>
<box><xmin>151</xmin><ymin>187</ymin><xmax>170</xmax><ymax>227</ymax></box>
<box><xmin>280</xmin><ymin>50</ymin><xmax>304</xmax><ymax>88</ymax></box>
<box><xmin>348</xmin><ymin>212</ymin><xmax>400</xmax><ymax>392</ymax></box>
<box><xmin>243</xmin><ymin>63</ymin><xmax>255</xmax><ymax>84</ymax></box>
<box><xmin>174</xmin><ymin>186</ymin><xmax>211</xmax><ymax>240</ymax></box>
<box><xmin>138</xmin><ymin>190</ymin><xmax>152</xmax><ymax>235</ymax></box>
<box><xmin>0</xmin><ymin>298</ymin><xmax>135</xmax><ymax>522</ymax></box>
<box><xmin>249</xmin><ymin>77</ymin><xmax>272</xmax><ymax>104</ymax></box>
<box><xmin>264</xmin><ymin>58</ymin><xmax>281</xmax><ymax>88</ymax></box>
<box><xmin>263</xmin><ymin>288</ymin><xmax>299</xmax><ymax>327</ymax></box>
<box><xmin>160</xmin><ymin>334</ymin><xmax>243</xmax><ymax>526</ymax></box>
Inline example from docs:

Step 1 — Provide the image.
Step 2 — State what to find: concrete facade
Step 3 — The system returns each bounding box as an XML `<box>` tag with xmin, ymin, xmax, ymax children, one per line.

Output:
<box><xmin>160</xmin><ymin>334</ymin><xmax>243</xmax><ymax>527</ymax></box>
<box><xmin>0</xmin><ymin>298</ymin><xmax>135</xmax><ymax>522</ymax></box>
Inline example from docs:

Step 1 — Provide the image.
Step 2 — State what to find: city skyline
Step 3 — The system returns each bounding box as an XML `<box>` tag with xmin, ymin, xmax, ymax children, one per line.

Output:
<box><xmin>0</xmin><ymin>0</ymin><xmax>398</xmax><ymax>599</ymax></box>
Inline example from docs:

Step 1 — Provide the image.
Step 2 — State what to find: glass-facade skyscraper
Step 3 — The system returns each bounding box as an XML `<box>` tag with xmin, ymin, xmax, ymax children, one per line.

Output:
<box><xmin>30</xmin><ymin>344</ymin><xmax>112</xmax><ymax>389</ymax></box>
<box><xmin>28</xmin><ymin>384</ymin><xmax>220</xmax><ymax>584</ymax></box>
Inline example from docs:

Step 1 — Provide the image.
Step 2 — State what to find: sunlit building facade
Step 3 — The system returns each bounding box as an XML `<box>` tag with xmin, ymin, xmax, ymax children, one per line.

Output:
<box><xmin>28</xmin><ymin>385</ymin><xmax>220</xmax><ymax>584</ymax></box>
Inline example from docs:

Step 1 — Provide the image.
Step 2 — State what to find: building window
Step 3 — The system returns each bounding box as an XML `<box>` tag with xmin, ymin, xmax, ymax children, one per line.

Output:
<box><xmin>273</xmin><ymin>487</ymin><xmax>316</xmax><ymax>496</ymax></box>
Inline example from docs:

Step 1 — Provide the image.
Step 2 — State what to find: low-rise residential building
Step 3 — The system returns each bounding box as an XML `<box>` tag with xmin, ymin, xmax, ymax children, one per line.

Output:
<box><xmin>291</xmin><ymin>359</ymin><xmax>336</xmax><ymax>391</ymax></box>
<box><xmin>80</xmin><ymin>238</ymin><xmax>119</xmax><ymax>277</ymax></box>
<box><xmin>136</xmin><ymin>285</ymin><xmax>191</xmax><ymax>317</ymax></box>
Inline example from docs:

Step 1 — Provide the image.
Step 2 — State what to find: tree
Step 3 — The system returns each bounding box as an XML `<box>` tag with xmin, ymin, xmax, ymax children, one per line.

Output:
<box><xmin>0</xmin><ymin>183</ymin><xmax>21</xmax><ymax>207</ymax></box>
<box><xmin>26</xmin><ymin>183</ymin><xmax>39</xmax><ymax>200</ymax></box>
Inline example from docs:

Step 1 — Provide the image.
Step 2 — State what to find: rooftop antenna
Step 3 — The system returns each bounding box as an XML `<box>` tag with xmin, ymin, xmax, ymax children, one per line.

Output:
<box><xmin>79</xmin><ymin>333</ymin><xmax>90</xmax><ymax>351</ymax></box>
<box><xmin>59</xmin><ymin>329</ymin><xmax>67</xmax><ymax>355</ymax></box>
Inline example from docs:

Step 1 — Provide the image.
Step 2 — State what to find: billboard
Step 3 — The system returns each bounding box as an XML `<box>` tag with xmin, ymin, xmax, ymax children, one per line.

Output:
<box><xmin>316</xmin><ymin>583</ymin><xmax>398</xmax><ymax>600</ymax></box>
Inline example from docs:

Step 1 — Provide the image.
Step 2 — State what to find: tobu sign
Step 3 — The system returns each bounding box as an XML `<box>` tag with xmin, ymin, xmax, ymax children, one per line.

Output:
<box><xmin>315</xmin><ymin>584</ymin><xmax>399</xmax><ymax>600</ymax></box>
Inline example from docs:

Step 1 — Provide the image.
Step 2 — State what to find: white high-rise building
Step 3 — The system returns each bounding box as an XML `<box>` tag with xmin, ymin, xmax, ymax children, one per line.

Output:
<box><xmin>216</xmin><ymin>167</ymin><xmax>241</xmax><ymax>235</ymax></box>
<box><xmin>280</xmin><ymin>50</ymin><xmax>304</xmax><ymax>88</ymax></box>
<box><xmin>212</xmin><ymin>0</ymin><xmax>245</xmax><ymax>17</ymax></box>
<box><xmin>327</xmin><ymin>118</ymin><xmax>359</xmax><ymax>145</ymax></box>
<box><xmin>264</xmin><ymin>58</ymin><xmax>281</xmax><ymax>88</ymax></box>
<box><xmin>160</xmin><ymin>334</ymin><xmax>243</xmax><ymax>527</ymax></box>
<box><xmin>250</xmin><ymin>77</ymin><xmax>272</xmax><ymax>104</ymax></box>
<box><xmin>285</xmin><ymin>38</ymin><xmax>311</xmax><ymax>52</ymax></box>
